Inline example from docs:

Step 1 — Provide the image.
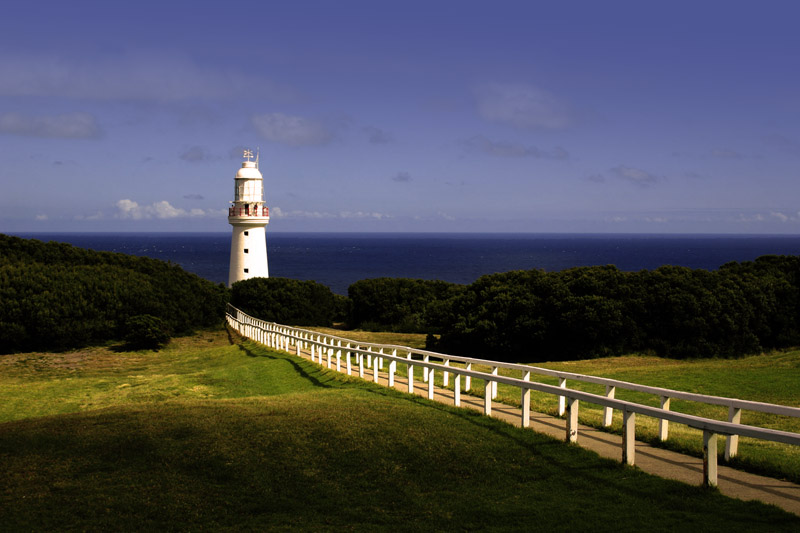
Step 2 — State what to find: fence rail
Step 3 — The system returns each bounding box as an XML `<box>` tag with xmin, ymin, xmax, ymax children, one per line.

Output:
<box><xmin>226</xmin><ymin>304</ymin><xmax>800</xmax><ymax>487</ymax></box>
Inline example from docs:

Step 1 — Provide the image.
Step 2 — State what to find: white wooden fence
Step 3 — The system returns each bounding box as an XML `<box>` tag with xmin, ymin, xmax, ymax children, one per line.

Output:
<box><xmin>226</xmin><ymin>305</ymin><xmax>800</xmax><ymax>487</ymax></box>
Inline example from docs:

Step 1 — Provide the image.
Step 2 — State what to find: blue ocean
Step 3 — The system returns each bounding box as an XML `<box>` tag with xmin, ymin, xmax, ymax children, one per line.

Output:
<box><xmin>11</xmin><ymin>232</ymin><xmax>800</xmax><ymax>294</ymax></box>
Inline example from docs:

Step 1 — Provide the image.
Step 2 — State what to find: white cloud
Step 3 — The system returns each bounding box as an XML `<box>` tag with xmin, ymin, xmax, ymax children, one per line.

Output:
<box><xmin>474</xmin><ymin>82</ymin><xmax>571</xmax><ymax>129</ymax></box>
<box><xmin>115</xmin><ymin>199</ymin><xmax>211</xmax><ymax>220</ymax></box>
<box><xmin>270</xmin><ymin>206</ymin><xmax>389</xmax><ymax>220</ymax></box>
<box><xmin>35</xmin><ymin>214</ymin><xmax>48</xmax><ymax>221</ymax></box>
<box><xmin>0</xmin><ymin>51</ymin><xmax>293</xmax><ymax>102</ymax></box>
<box><xmin>610</xmin><ymin>165</ymin><xmax>662</xmax><ymax>187</ymax></box>
<box><xmin>771</xmin><ymin>211</ymin><xmax>791</xmax><ymax>222</ymax></box>
<box><xmin>269</xmin><ymin>207</ymin><xmax>333</xmax><ymax>219</ymax></box>
<box><xmin>339</xmin><ymin>211</ymin><xmax>389</xmax><ymax>220</ymax></box>
<box><xmin>462</xmin><ymin>135</ymin><xmax>569</xmax><ymax>159</ymax></box>
<box><xmin>0</xmin><ymin>112</ymin><xmax>100</xmax><ymax>138</ymax></box>
<box><xmin>392</xmin><ymin>171</ymin><xmax>411</xmax><ymax>182</ymax></box>
<box><xmin>251</xmin><ymin>113</ymin><xmax>333</xmax><ymax>146</ymax></box>
<box><xmin>74</xmin><ymin>211</ymin><xmax>104</xmax><ymax>221</ymax></box>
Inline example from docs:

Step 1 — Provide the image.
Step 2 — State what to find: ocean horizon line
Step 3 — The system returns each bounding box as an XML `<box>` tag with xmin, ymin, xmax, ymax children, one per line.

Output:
<box><xmin>8</xmin><ymin>230</ymin><xmax>800</xmax><ymax>239</ymax></box>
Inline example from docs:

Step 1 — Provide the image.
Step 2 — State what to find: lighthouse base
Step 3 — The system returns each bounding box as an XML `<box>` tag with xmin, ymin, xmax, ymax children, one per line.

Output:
<box><xmin>228</xmin><ymin>225</ymin><xmax>269</xmax><ymax>287</ymax></box>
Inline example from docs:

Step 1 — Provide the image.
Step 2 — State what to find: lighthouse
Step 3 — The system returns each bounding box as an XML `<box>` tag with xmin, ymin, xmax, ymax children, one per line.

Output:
<box><xmin>228</xmin><ymin>149</ymin><xmax>269</xmax><ymax>287</ymax></box>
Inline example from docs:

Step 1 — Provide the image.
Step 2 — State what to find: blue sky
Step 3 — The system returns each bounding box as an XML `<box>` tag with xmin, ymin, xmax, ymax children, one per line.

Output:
<box><xmin>1</xmin><ymin>0</ymin><xmax>799</xmax><ymax>233</ymax></box>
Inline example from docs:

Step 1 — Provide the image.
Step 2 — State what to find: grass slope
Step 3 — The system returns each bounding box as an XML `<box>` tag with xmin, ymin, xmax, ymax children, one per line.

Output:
<box><xmin>313</xmin><ymin>329</ymin><xmax>800</xmax><ymax>483</ymax></box>
<box><xmin>1</xmin><ymin>329</ymin><xmax>798</xmax><ymax>531</ymax></box>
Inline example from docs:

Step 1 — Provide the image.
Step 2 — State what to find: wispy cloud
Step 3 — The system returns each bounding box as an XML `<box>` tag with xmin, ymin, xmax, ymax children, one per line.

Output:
<box><xmin>462</xmin><ymin>135</ymin><xmax>569</xmax><ymax>159</ymax></box>
<box><xmin>271</xmin><ymin>206</ymin><xmax>390</xmax><ymax>220</ymax></box>
<box><xmin>251</xmin><ymin>113</ymin><xmax>333</xmax><ymax>146</ymax></box>
<box><xmin>0</xmin><ymin>112</ymin><xmax>100</xmax><ymax>138</ymax></box>
<box><xmin>364</xmin><ymin>126</ymin><xmax>393</xmax><ymax>144</ymax></box>
<box><xmin>474</xmin><ymin>82</ymin><xmax>571</xmax><ymax>130</ymax></box>
<box><xmin>764</xmin><ymin>134</ymin><xmax>800</xmax><ymax>156</ymax></box>
<box><xmin>610</xmin><ymin>165</ymin><xmax>662</xmax><ymax>187</ymax></box>
<box><xmin>711</xmin><ymin>148</ymin><xmax>746</xmax><ymax>159</ymax></box>
<box><xmin>0</xmin><ymin>51</ymin><xmax>293</xmax><ymax>102</ymax></box>
<box><xmin>392</xmin><ymin>171</ymin><xmax>411</xmax><ymax>182</ymax></box>
<box><xmin>115</xmin><ymin>199</ymin><xmax>212</xmax><ymax>220</ymax></box>
<box><xmin>183</xmin><ymin>193</ymin><xmax>205</xmax><ymax>200</ymax></box>
<box><xmin>179</xmin><ymin>146</ymin><xmax>213</xmax><ymax>162</ymax></box>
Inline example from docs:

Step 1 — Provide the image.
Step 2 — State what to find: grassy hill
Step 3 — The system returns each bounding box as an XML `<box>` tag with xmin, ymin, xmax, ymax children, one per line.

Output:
<box><xmin>1</xmin><ymin>328</ymin><xmax>798</xmax><ymax>531</ymax></box>
<box><xmin>309</xmin><ymin>327</ymin><xmax>800</xmax><ymax>483</ymax></box>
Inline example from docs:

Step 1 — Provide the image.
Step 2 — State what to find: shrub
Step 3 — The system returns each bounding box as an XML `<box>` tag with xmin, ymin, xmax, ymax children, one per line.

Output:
<box><xmin>124</xmin><ymin>315</ymin><xmax>171</xmax><ymax>349</ymax></box>
<box><xmin>0</xmin><ymin>234</ymin><xmax>227</xmax><ymax>353</ymax></box>
<box><xmin>230</xmin><ymin>277</ymin><xmax>338</xmax><ymax>326</ymax></box>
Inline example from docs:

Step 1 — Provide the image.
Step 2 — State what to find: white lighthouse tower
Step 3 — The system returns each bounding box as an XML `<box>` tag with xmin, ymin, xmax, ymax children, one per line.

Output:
<box><xmin>228</xmin><ymin>149</ymin><xmax>269</xmax><ymax>287</ymax></box>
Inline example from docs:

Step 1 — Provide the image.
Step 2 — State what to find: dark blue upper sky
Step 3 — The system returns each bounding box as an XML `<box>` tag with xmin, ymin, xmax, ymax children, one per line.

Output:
<box><xmin>2</xmin><ymin>0</ymin><xmax>799</xmax><ymax>233</ymax></box>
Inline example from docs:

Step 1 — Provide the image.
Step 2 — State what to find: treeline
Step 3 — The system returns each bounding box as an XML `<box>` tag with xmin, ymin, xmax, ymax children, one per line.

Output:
<box><xmin>0</xmin><ymin>234</ymin><xmax>228</xmax><ymax>353</ymax></box>
<box><xmin>10</xmin><ymin>229</ymin><xmax>798</xmax><ymax>362</ymax></box>
<box><xmin>230</xmin><ymin>277</ymin><xmax>347</xmax><ymax>327</ymax></box>
<box><xmin>340</xmin><ymin>258</ymin><xmax>800</xmax><ymax>361</ymax></box>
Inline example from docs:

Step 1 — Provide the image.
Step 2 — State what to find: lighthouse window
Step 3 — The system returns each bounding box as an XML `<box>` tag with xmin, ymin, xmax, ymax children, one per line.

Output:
<box><xmin>244</xmin><ymin>249</ymin><xmax>249</xmax><ymax>254</ymax></box>
<box><xmin>244</xmin><ymin>231</ymin><xmax>249</xmax><ymax>236</ymax></box>
<box><xmin>244</xmin><ymin>269</ymin><xmax>249</xmax><ymax>273</ymax></box>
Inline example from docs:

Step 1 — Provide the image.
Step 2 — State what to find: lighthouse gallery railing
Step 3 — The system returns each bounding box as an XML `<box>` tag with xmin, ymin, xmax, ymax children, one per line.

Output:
<box><xmin>226</xmin><ymin>304</ymin><xmax>800</xmax><ymax>488</ymax></box>
<box><xmin>228</xmin><ymin>206</ymin><xmax>269</xmax><ymax>217</ymax></box>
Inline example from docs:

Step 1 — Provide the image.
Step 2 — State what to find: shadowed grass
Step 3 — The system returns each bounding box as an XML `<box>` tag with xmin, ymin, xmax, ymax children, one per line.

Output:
<box><xmin>1</xmin><ymin>328</ymin><xmax>799</xmax><ymax>531</ymax></box>
<box><xmin>299</xmin><ymin>329</ymin><xmax>800</xmax><ymax>483</ymax></box>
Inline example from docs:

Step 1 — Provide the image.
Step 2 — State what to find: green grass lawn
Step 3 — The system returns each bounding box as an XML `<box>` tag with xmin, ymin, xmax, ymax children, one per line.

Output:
<box><xmin>1</xmin><ymin>327</ymin><xmax>799</xmax><ymax>531</ymax></box>
<box><xmin>306</xmin><ymin>329</ymin><xmax>800</xmax><ymax>484</ymax></box>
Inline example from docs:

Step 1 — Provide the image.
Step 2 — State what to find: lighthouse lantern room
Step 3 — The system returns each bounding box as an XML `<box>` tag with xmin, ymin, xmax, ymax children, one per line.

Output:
<box><xmin>228</xmin><ymin>149</ymin><xmax>269</xmax><ymax>287</ymax></box>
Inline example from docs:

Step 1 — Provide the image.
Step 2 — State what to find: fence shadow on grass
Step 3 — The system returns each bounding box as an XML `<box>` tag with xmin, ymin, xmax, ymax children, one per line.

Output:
<box><xmin>227</xmin><ymin>327</ymin><xmax>334</xmax><ymax>389</ymax></box>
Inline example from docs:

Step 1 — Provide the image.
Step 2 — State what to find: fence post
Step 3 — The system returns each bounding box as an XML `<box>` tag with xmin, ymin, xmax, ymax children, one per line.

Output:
<box><xmin>428</xmin><ymin>368</ymin><xmax>435</xmax><ymax>400</ymax></box>
<box><xmin>465</xmin><ymin>362</ymin><xmax>472</xmax><ymax>391</ymax></box>
<box><xmin>336</xmin><ymin>348</ymin><xmax>342</xmax><ymax>372</ymax></box>
<box><xmin>725</xmin><ymin>406</ymin><xmax>742</xmax><ymax>460</ymax></box>
<box><xmin>622</xmin><ymin>407</ymin><xmax>635</xmax><ymax>465</ymax></box>
<box><xmin>521</xmin><ymin>370</ymin><xmax>531</xmax><ymax>428</ymax></box>
<box><xmin>389</xmin><ymin>349</ymin><xmax>397</xmax><ymax>387</ymax></box>
<box><xmin>558</xmin><ymin>377</ymin><xmax>567</xmax><ymax>416</ymax></box>
<box><xmin>407</xmin><ymin>352</ymin><xmax>414</xmax><ymax>394</ymax></box>
<box><xmin>327</xmin><ymin>346</ymin><xmax>333</xmax><ymax>369</ymax></box>
<box><xmin>704</xmin><ymin>430</ymin><xmax>719</xmax><ymax>487</ymax></box>
<box><xmin>423</xmin><ymin>355</ymin><xmax>430</xmax><ymax>382</ymax></box>
<box><xmin>346</xmin><ymin>343</ymin><xmax>352</xmax><ymax>376</ymax></box>
<box><xmin>373</xmin><ymin>353</ymin><xmax>380</xmax><ymax>383</ymax></box>
<box><xmin>443</xmin><ymin>360</ymin><xmax>450</xmax><ymax>387</ymax></box>
<box><xmin>310</xmin><ymin>343</ymin><xmax>316</xmax><ymax>363</ymax></box>
<box><xmin>659</xmin><ymin>396</ymin><xmax>671</xmax><ymax>441</ymax></box>
<box><xmin>603</xmin><ymin>385</ymin><xmax>616</xmax><ymax>427</ymax></box>
<box><xmin>484</xmin><ymin>379</ymin><xmax>492</xmax><ymax>415</ymax></box>
<box><xmin>359</xmin><ymin>347</ymin><xmax>365</xmax><ymax>379</ymax></box>
<box><xmin>454</xmin><ymin>374</ymin><xmax>461</xmax><ymax>407</ymax></box>
<box><xmin>491</xmin><ymin>367</ymin><xmax>498</xmax><ymax>399</ymax></box>
<box><xmin>566</xmin><ymin>397</ymin><xmax>579</xmax><ymax>443</ymax></box>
